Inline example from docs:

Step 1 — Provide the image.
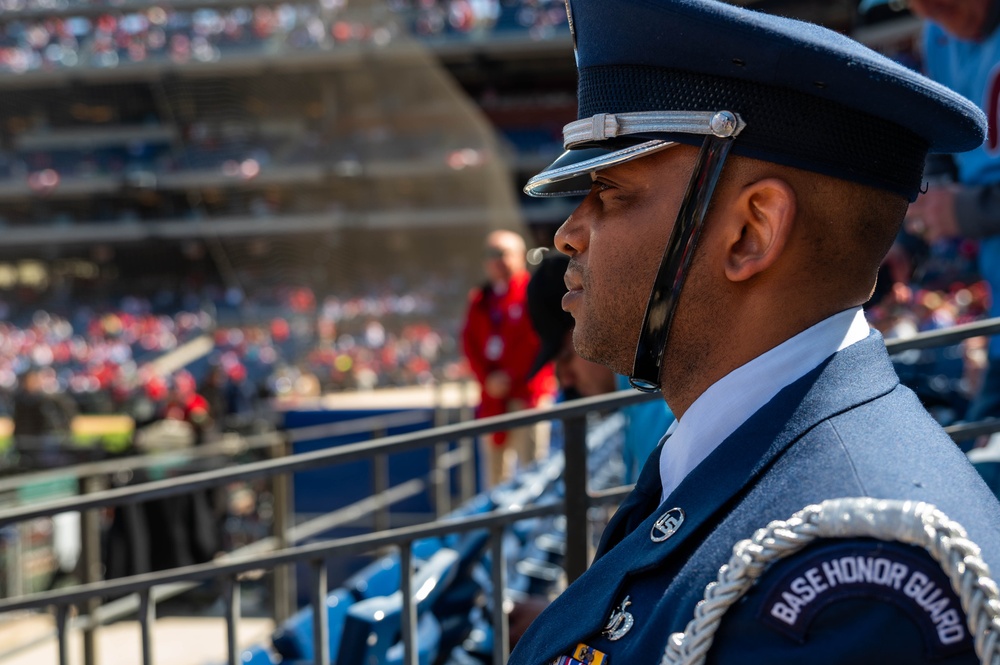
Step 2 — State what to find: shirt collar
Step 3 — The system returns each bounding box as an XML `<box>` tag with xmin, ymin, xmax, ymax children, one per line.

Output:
<box><xmin>659</xmin><ymin>307</ymin><xmax>871</xmax><ymax>502</ymax></box>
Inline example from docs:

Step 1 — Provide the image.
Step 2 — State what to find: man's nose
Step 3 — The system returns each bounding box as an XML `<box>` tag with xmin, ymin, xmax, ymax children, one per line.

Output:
<box><xmin>554</xmin><ymin>201</ymin><xmax>591</xmax><ymax>257</ymax></box>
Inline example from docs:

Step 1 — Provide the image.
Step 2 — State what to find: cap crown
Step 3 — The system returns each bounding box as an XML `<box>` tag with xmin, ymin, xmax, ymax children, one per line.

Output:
<box><xmin>557</xmin><ymin>0</ymin><xmax>987</xmax><ymax>199</ymax></box>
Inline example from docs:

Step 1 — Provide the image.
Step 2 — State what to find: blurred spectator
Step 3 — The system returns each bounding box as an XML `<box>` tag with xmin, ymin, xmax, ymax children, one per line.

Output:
<box><xmin>904</xmin><ymin>0</ymin><xmax>1000</xmax><ymax>427</ymax></box>
<box><xmin>12</xmin><ymin>366</ymin><xmax>76</xmax><ymax>468</ymax></box>
<box><xmin>199</xmin><ymin>364</ymin><xmax>228</xmax><ymax>431</ymax></box>
<box><xmin>162</xmin><ymin>369</ymin><xmax>212</xmax><ymax>444</ymax></box>
<box><xmin>224</xmin><ymin>363</ymin><xmax>256</xmax><ymax>427</ymax></box>
<box><xmin>461</xmin><ymin>230</ymin><xmax>556</xmax><ymax>487</ymax></box>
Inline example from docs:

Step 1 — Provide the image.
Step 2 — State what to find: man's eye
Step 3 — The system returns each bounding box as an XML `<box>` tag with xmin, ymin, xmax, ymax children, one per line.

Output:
<box><xmin>593</xmin><ymin>181</ymin><xmax>612</xmax><ymax>193</ymax></box>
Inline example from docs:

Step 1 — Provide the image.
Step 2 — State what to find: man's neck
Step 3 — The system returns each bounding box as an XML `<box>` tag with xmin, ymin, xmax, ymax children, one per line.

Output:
<box><xmin>661</xmin><ymin>301</ymin><xmax>860</xmax><ymax>418</ymax></box>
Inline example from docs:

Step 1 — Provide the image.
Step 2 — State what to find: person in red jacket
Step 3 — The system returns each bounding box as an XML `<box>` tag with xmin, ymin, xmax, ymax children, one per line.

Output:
<box><xmin>163</xmin><ymin>370</ymin><xmax>213</xmax><ymax>445</ymax></box>
<box><xmin>462</xmin><ymin>230</ymin><xmax>557</xmax><ymax>487</ymax></box>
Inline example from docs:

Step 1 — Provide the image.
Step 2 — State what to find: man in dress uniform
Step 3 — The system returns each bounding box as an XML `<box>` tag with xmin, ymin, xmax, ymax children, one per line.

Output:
<box><xmin>506</xmin><ymin>0</ymin><xmax>1000</xmax><ymax>663</ymax></box>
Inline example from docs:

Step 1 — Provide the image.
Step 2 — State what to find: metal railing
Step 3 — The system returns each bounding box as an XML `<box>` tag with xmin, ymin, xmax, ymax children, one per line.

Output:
<box><xmin>0</xmin><ymin>389</ymin><xmax>650</xmax><ymax>665</ymax></box>
<box><xmin>2</xmin><ymin>318</ymin><xmax>1000</xmax><ymax>665</ymax></box>
<box><xmin>0</xmin><ymin>401</ymin><xmax>478</xmax><ymax>661</ymax></box>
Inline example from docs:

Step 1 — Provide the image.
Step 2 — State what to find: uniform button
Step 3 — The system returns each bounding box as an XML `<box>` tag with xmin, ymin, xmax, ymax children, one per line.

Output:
<box><xmin>650</xmin><ymin>507</ymin><xmax>685</xmax><ymax>543</ymax></box>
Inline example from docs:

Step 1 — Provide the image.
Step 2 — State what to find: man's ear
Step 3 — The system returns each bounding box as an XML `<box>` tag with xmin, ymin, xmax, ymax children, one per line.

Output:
<box><xmin>722</xmin><ymin>177</ymin><xmax>796</xmax><ymax>282</ymax></box>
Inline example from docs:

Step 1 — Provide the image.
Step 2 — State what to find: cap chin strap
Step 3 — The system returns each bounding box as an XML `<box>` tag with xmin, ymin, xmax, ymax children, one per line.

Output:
<box><xmin>629</xmin><ymin>134</ymin><xmax>736</xmax><ymax>393</ymax></box>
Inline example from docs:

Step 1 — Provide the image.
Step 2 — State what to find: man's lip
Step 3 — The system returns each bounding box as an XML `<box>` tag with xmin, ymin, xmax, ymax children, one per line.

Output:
<box><xmin>563</xmin><ymin>269</ymin><xmax>583</xmax><ymax>311</ymax></box>
<box><xmin>564</xmin><ymin>271</ymin><xmax>583</xmax><ymax>292</ymax></box>
<box><xmin>560</xmin><ymin>287</ymin><xmax>583</xmax><ymax>312</ymax></box>
<box><xmin>562</xmin><ymin>290</ymin><xmax>581</xmax><ymax>312</ymax></box>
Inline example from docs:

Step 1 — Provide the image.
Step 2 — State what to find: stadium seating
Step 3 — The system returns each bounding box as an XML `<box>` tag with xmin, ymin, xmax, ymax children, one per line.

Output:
<box><xmin>271</xmin><ymin>588</ymin><xmax>356</xmax><ymax>663</ymax></box>
<box><xmin>250</xmin><ymin>402</ymin><xmax>623</xmax><ymax>665</ymax></box>
<box><xmin>239</xmin><ymin>644</ymin><xmax>280</xmax><ymax>665</ymax></box>
<box><xmin>337</xmin><ymin>547</ymin><xmax>462</xmax><ymax>665</ymax></box>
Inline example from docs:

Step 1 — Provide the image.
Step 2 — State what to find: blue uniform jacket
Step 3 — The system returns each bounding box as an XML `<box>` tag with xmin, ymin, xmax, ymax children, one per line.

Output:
<box><xmin>509</xmin><ymin>332</ymin><xmax>1000</xmax><ymax>665</ymax></box>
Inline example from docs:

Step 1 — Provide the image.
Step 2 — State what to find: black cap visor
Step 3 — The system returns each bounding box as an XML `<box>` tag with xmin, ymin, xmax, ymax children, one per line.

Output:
<box><xmin>524</xmin><ymin>139</ymin><xmax>676</xmax><ymax>197</ymax></box>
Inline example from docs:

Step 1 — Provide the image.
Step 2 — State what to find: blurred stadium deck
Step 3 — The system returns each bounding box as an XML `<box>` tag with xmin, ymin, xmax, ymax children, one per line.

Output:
<box><xmin>0</xmin><ymin>613</ymin><xmax>275</xmax><ymax>665</ymax></box>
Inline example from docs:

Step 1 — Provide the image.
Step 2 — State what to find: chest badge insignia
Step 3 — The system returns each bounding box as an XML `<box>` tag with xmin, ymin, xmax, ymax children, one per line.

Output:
<box><xmin>650</xmin><ymin>507</ymin><xmax>685</xmax><ymax>543</ymax></box>
<box><xmin>602</xmin><ymin>595</ymin><xmax>634</xmax><ymax>641</ymax></box>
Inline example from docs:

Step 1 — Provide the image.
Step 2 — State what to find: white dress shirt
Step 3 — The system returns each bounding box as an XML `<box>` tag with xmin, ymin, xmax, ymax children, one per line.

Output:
<box><xmin>659</xmin><ymin>307</ymin><xmax>872</xmax><ymax>502</ymax></box>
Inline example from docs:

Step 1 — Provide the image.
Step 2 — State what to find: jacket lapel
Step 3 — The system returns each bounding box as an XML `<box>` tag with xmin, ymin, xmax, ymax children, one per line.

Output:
<box><xmin>511</xmin><ymin>333</ymin><xmax>900</xmax><ymax>665</ymax></box>
<box><xmin>592</xmin><ymin>436</ymin><xmax>667</xmax><ymax>558</ymax></box>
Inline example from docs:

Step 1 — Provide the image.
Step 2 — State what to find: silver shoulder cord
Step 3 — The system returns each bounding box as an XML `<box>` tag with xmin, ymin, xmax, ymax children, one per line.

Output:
<box><xmin>661</xmin><ymin>497</ymin><xmax>1000</xmax><ymax>665</ymax></box>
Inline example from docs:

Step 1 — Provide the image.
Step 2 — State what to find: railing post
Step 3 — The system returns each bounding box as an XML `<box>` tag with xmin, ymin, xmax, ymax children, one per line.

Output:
<box><xmin>459</xmin><ymin>379</ymin><xmax>477</xmax><ymax>502</ymax></box>
<box><xmin>80</xmin><ymin>474</ymin><xmax>105</xmax><ymax>665</ymax></box>
<box><xmin>400</xmin><ymin>541</ymin><xmax>418</xmax><ymax>665</ymax></box>
<box><xmin>490</xmin><ymin>526</ymin><xmax>509</xmax><ymax>665</ymax></box>
<box><xmin>224</xmin><ymin>577</ymin><xmax>241</xmax><ymax>665</ymax></box>
<box><xmin>3</xmin><ymin>523</ymin><xmax>23</xmax><ymax>598</ymax></box>
<box><xmin>138</xmin><ymin>589</ymin><xmax>155</xmax><ymax>665</ymax></box>
<box><xmin>372</xmin><ymin>429</ymin><xmax>389</xmax><ymax>532</ymax></box>
<box><xmin>311</xmin><ymin>560</ymin><xmax>330</xmax><ymax>665</ymax></box>
<box><xmin>433</xmin><ymin>388</ymin><xmax>451</xmax><ymax>517</ymax></box>
<box><xmin>271</xmin><ymin>433</ymin><xmax>296</xmax><ymax>625</ymax></box>
<box><xmin>562</xmin><ymin>413</ymin><xmax>589</xmax><ymax>583</ymax></box>
<box><xmin>433</xmin><ymin>441</ymin><xmax>451</xmax><ymax>518</ymax></box>
<box><xmin>55</xmin><ymin>603</ymin><xmax>71</xmax><ymax>665</ymax></box>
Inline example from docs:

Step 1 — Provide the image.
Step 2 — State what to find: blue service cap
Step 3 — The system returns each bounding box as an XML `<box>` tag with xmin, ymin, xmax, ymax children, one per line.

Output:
<box><xmin>525</xmin><ymin>0</ymin><xmax>987</xmax><ymax>201</ymax></box>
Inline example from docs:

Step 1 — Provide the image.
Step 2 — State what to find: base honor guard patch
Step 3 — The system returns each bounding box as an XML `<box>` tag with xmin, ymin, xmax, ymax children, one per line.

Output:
<box><xmin>757</xmin><ymin>540</ymin><xmax>973</xmax><ymax>658</ymax></box>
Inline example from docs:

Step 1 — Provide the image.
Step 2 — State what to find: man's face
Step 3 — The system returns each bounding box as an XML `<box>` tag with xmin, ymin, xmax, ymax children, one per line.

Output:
<box><xmin>554</xmin><ymin>145</ymin><xmax>702</xmax><ymax>377</ymax></box>
<box><xmin>908</xmin><ymin>0</ymin><xmax>993</xmax><ymax>40</ymax></box>
<box><xmin>483</xmin><ymin>234</ymin><xmax>524</xmax><ymax>284</ymax></box>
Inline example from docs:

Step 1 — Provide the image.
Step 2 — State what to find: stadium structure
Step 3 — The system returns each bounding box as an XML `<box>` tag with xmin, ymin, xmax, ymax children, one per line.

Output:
<box><xmin>0</xmin><ymin>0</ymin><xmax>891</xmax><ymax>317</ymax></box>
<box><xmin>0</xmin><ymin>0</ymin><xmax>528</xmax><ymax>322</ymax></box>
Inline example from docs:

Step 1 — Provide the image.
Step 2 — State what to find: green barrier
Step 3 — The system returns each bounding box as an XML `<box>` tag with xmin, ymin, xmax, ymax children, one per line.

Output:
<box><xmin>15</xmin><ymin>475</ymin><xmax>78</xmax><ymax>504</ymax></box>
<box><xmin>70</xmin><ymin>431</ymin><xmax>133</xmax><ymax>454</ymax></box>
<box><xmin>0</xmin><ymin>415</ymin><xmax>135</xmax><ymax>457</ymax></box>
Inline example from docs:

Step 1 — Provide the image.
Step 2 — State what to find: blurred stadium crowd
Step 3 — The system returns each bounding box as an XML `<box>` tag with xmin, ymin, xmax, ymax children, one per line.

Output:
<box><xmin>0</xmin><ymin>275</ymin><xmax>469</xmax><ymax>436</ymax></box>
<box><xmin>0</xmin><ymin>232</ymin><xmax>992</xmax><ymax>453</ymax></box>
<box><xmin>0</xmin><ymin>0</ymin><xmax>568</xmax><ymax>75</ymax></box>
<box><xmin>866</xmin><ymin>234</ymin><xmax>988</xmax><ymax>425</ymax></box>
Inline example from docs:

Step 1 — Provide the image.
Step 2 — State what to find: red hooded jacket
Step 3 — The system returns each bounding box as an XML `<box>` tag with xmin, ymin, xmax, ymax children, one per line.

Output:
<box><xmin>461</xmin><ymin>269</ymin><xmax>556</xmax><ymax>445</ymax></box>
